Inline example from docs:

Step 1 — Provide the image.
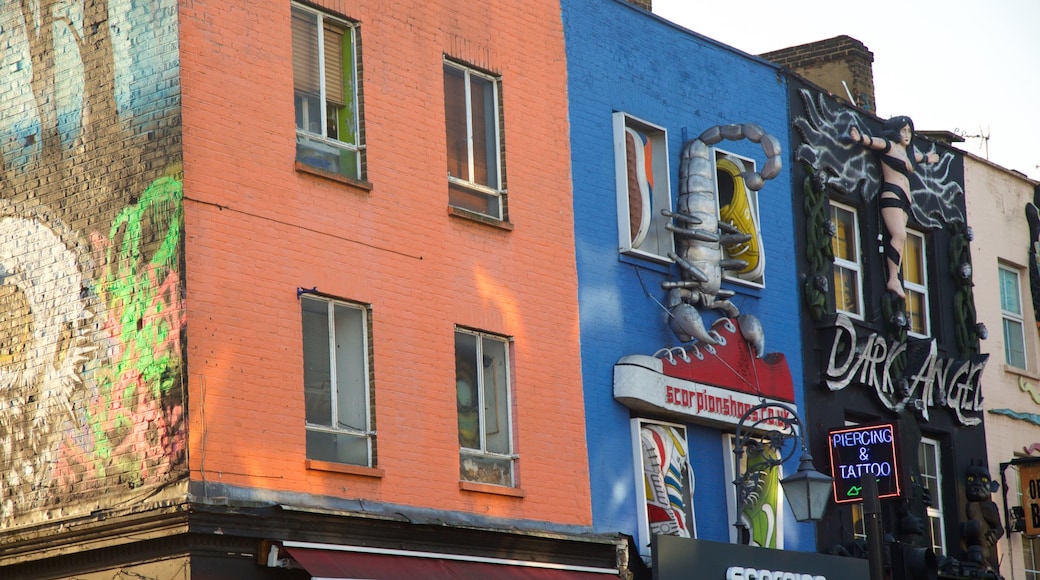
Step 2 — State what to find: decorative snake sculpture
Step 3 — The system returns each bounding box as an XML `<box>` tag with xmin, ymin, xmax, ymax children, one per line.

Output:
<box><xmin>663</xmin><ymin>124</ymin><xmax>782</xmax><ymax>354</ymax></box>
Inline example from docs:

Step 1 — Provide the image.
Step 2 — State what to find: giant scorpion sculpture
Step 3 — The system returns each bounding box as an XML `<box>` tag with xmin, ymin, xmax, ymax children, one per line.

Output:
<box><xmin>664</xmin><ymin>124</ymin><xmax>781</xmax><ymax>354</ymax></box>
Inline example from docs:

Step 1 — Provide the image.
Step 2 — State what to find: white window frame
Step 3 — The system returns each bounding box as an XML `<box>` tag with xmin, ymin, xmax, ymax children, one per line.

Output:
<box><xmin>830</xmin><ymin>201</ymin><xmax>865</xmax><ymax>319</ymax></box>
<box><xmin>1024</xmin><ymin>531</ymin><xmax>1040</xmax><ymax>579</ymax></box>
<box><xmin>631</xmin><ymin>419</ymin><xmax>696</xmax><ymax>559</ymax></box>
<box><xmin>903</xmin><ymin>228</ymin><xmax>930</xmax><ymax>337</ymax></box>
<box><xmin>919</xmin><ymin>437</ymin><xmax>946</xmax><ymax>555</ymax></box>
<box><xmin>301</xmin><ymin>294</ymin><xmax>374</xmax><ymax>467</ymax></box>
<box><xmin>291</xmin><ymin>3</ymin><xmax>362</xmax><ymax>178</ymax></box>
<box><xmin>1000</xmin><ymin>264</ymin><xmax>1028</xmax><ymax>369</ymax></box>
<box><xmin>714</xmin><ymin>150</ymin><xmax>765</xmax><ymax>287</ymax></box>
<box><xmin>444</xmin><ymin>60</ymin><xmax>504</xmax><ymax>219</ymax></box>
<box><xmin>455</xmin><ymin>327</ymin><xmax>516</xmax><ymax>486</ymax></box>
<box><xmin>612</xmin><ymin>112</ymin><xmax>674</xmax><ymax>262</ymax></box>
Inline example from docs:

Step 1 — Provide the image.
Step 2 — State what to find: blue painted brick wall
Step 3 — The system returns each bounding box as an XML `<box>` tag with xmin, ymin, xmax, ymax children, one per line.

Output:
<box><xmin>561</xmin><ymin>0</ymin><xmax>813</xmax><ymax>551</ymax></box>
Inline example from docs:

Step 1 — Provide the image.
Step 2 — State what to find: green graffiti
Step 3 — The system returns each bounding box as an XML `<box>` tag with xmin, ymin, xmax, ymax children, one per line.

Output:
<box><xmin>85</xmin><ymin>175</ymin><xmax>184</xmax><ymax>469</ymax></box>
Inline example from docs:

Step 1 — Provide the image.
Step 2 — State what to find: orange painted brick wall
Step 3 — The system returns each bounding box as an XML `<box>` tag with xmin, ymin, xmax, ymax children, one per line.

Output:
<box><xmin>179</xmin><ymin>0</ymin><xmax>590</xmax><ymax>526</ymax></box>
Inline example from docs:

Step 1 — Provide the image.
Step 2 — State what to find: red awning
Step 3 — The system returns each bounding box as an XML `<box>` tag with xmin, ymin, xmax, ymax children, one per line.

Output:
<box><xmin>284</xmin><ymin>547</ymin><xmax>616</xmax><ymax>580</ymax></box>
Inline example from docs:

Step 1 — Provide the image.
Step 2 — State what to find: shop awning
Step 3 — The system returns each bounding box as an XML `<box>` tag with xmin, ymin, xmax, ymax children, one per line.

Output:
<box><xmin>284</xmin><ymin>546</ymin><xmax>618</xmax><ymax>580</ymax></box>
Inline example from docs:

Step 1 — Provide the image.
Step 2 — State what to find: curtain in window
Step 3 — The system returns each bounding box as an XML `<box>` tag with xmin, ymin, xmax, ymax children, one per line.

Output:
<box><xmin>292</xmin><ymin>9</ymin><xmax>319</xmax><ymax>96</ymax></box>
<box><xmin>323</xmin><ymin>23</ymin><xmax>345</xmax><ymax>105</ymax></box>
<box><xmin>292</xmin><ymin>11</ymin><xmax>347</xmax><ymax>107</ymax></box>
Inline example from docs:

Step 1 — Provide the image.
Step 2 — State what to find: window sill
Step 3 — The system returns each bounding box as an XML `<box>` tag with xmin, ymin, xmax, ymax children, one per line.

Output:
<box><xmin>295</xmin><ymin>161</ymin><xmax>374</xmax><ymax>192</ymax></box>
<box><xmin>306</xmin><ymin>459</ymin><xmax>385</xmax><ymax>478</ymax></box>
<box><xmin>1003</xmin><ymin>364</ymin><xmax>1040</xmax><ymax>382</ymax></box>
<box><xmin>448</xmin><ymin>205</ymin><xmax>514</xmax><ymax>231</ymax></box>
<box><xmin>459</xmin><ymin>480</ymin><xmax>525</xmax><ymax>497</ymax></box>
<box><xmin>618</xmin><ymin>251</ymin><xmax>672</xmax><ymax>274</ymax></box>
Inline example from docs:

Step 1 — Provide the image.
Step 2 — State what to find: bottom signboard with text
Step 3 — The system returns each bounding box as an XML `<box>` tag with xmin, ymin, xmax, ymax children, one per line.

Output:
<box><xmin>653</xmin><ymin>535</ymin><xmax>869</xmax><ymax>580</ymax></box>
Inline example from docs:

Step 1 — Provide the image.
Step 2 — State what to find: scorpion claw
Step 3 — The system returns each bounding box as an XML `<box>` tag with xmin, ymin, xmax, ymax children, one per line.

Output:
<box><xmin>669</xmin><ymin>303</ymin><xmax>718</xmax><ymax>346</ymax></box>
<box><xmin>738</xmin><ymin>314</ymin><xmax>766</xmax><ymax>358</ymax></box>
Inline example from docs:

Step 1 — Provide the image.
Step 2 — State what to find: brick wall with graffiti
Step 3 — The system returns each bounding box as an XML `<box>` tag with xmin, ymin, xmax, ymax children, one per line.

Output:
<box><xmin>0</xmin><ymin>0</ymin><xmax>186</xmax><ymax>528</ymax></box>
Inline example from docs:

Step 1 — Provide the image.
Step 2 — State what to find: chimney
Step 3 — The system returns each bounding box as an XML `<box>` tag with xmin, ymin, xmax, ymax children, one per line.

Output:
<box><xmin>759</xmin><ymin>35</ymin><xmax>876</xmax><ymax>112</ymax></box>
<box><xmin>625</xmin><ymin>0</ymin><xmax>652</xmax><ymax>10</ymax></box>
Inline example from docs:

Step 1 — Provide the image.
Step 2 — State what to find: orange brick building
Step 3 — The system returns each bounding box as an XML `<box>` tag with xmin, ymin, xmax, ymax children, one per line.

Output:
<box><xmin>0</xmin><ymin>0</ymin><xmax>623</xmax><ymax>577</ymax></box>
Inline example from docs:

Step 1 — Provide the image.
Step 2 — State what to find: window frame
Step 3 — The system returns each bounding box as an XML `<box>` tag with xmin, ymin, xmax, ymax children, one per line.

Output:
<box><xmin>291</xmin><ymin>2</ymin><xmax>363</xmax><ymax>179</ymax></box>
<box><xmin>830</xmin><ymin>201</ymin><xmax>865</xmax><ymax>319</ymax></box>
<box><xmin>903</xmin><ymin>228</ymin><xmax>930</xmax><ymax>337</ymax></box>
<box><xmin>1000</xmin><ymin>264</ymin><xmax>1028</xmax><ymax>369</ymax></box>
<box><xmin>631</xmin><ymin>419</ymin><xmax>697</xmax><ymax>559</ymax></box>
<box><xmin>301</xmin><ymin>294</ymin><xmax>375</xmax><ymax>467</ymax></box>
<box><xmin>455</xmin><ymin>327</ymin><xmax>516</xmax><ymax>487</ymax></box>
<box><xmin>612</xmin><ymin>112</ymin><xmax>674</xmax><ymax>262</ymax></box>
<box><xmin>722</xmin><ymin>432</ymin><xmax>784</xmax><ymax>548</ymax></box>
<box><xmin>918</xmin><ymin>437</ymin><xmax>946</xmax><ymax>555</ymax></box>
<box><xmin>714</xmin><ymin>150</ymin><xmax>765</xmax><ymax>286</ymax></box>
<box><xmin>444</xmin><ymin>59</ymin><xmax>505</xmax><ymax>220</ymax></box>
<box><xmin>1025</xmin><ymin>535</ymin><xmax>1040</xmax><ymax>580</ymax></box>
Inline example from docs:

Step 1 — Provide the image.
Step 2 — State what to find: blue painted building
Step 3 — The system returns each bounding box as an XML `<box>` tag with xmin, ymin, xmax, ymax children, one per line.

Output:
<box><xmin>560</xmin><ymin>0</ymin><xmax>823</xmax><ymax>568</ymax></box>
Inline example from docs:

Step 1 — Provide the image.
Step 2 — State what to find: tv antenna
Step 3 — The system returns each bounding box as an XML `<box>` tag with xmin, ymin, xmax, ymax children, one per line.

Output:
<box><xmin>955</xmin><ymin>126</ymin><xmax>990</xmax><ymax>159</ymax></box>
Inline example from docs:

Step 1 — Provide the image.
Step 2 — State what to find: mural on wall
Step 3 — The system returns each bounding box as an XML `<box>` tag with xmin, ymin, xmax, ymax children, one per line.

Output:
<box><xmin>641</xmin><ymin>423</ymin><xmax>693</xmax><ymax>538</ymax></box>
<box><xmin>738</xmin><ymin>444</ymin><xmax>781</xmax><ymax>549</ymax></box>
<box><xmin>616</xmin><ymin>123</ymin><xmax>791</xmax><ymax>549</ymax></box>
<box><xmin>793</xmin><ymin>87</ymin><xmax>988</xmax><ymax>425</ymax></box>
<box><xmin>0</xmin><ymin>0</ymin><xmax>184</xmax><ymax>526</ymax></box>
<box><xmin>794</xmin><ymin>89</ymin><xmax>964</xmax><ymax>228</ymax></box>
<box><xmin>663</xmin><ymin>123</ymin><xmax>780</xmax><ymax>349</ymax></box>
<box><xmin>795</xmin><ymin>88</ymin><xmax>973</xmax><ymax>337</ymax></box>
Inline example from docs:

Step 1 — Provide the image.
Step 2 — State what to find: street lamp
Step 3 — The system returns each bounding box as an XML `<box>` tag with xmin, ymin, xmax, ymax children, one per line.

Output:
<box><xmin>733</xmin><ymin>401</ymin><xmax>832</xmax><ymax>542</ymax></box>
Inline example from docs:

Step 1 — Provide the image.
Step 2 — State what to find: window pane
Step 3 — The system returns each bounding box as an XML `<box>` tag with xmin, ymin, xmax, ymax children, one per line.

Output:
<box><xmin>444</xmin><ymin>66</ymin><xmax>469</xmax><ymax>182</ymax></box>
<box><xmin>831</xmin><ymin>206</ymin><xmax>856</xmax><ymax>261</ymax></box>
<box><xmin>851</xmin><ymin>504</ymin><xmax>865</xmax><ymax>540</ymax></box>
<box><xmin>1025</xmin><ymin>536</ymin><xmax>1040</xmax><ymax>578</ymax></box>
<box><xmin>1005</xmin><ymin>318</ymin><xmax>1027</xmax><ymax>368</ymax></box>
<box><xmin>643</xmin><ymin>424</ymin><xmax>693</xmax><ymax>538</ymax></box>
<box><xmin>481</xmin><ymin>337</ymin><xmax>509</xmax><ymax>455</ymax></box>
<box><xmin>323</xmin><ymin>23</ymin><xmax>345</xmax><ymax>105</ymax></box>
<box><xmin>903</xmin><ymin>234</ymin><xmax>923</xmax><ymax>284</ymax></box>
<box><xmin>906</xmin><ymin>289</ymin><xmax>927</xmax><ymax>334</ymax></box>
<box><xmin>333</xmin><ymin>304</ymin><xmax>367</xmax><ymax>431</ymax></box>
<box><xmin>455</xmin><ymin>331</ymin><xmax>480</xmax><ymax>449</ymax></box>
<box><xmin>460</xmin><ymin>452</ymin><xmax>512</xmax><ymax>487</ymax></box>
<box><xmin>448</xmin><ymin>182</ymin><xmax>499</xmax><ymax>217</ymax></box>
<box><xmin>918</xmin><ymin>440</ymin><xmax>945</xmax><ymax>553</ymax></box>
<box><xmin>834</xmin><ymin>266</ymin><xmax>860</xmax><ymax>314</ymax></box>
<box><xmin>307</xmin><ymin>430</ymin><xmax>369</xmax><ymax>465</ymax></box>
<box><xmin>292</xmin><ymin>8</ymin><xmax>319</xmax><ymax>97</ymax></box>
<box><xmin>302</xmin><ymin>297</ymin><xmax>332</xmax><ymax>426</ymax></box>
<box><xmin>469</xmin><ymin>74</ymin><xmax>497</xmax><ymax>188</ymax></box>
<box><xmin>1001</xmin><ymin>268</ymin><xmax>1022</xmax><ymax>314</ymax></box>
